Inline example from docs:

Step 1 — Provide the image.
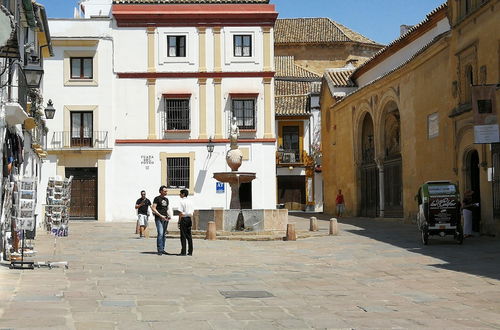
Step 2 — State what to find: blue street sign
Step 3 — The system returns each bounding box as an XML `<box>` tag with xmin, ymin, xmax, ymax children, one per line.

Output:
<box><xmin>216</xmin><ymin>182</ymin><xmax>225</xmax><ymax>193</ymax></box>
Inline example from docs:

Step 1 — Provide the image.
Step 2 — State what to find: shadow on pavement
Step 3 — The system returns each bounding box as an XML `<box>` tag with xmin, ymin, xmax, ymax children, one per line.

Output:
<box><xmin>291</xmin><ymin>212</ymin><xmax>500</xmax><ymax>281</ymax></box>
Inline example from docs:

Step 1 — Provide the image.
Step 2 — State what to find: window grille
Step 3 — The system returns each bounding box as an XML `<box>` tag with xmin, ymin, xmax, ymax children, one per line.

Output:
<box><xmin>164</xmin><ymin>99</ymin><xmax>190</xmax><ymax>131</ymax></box>
<box><xmin>167</xmin><ymin>157</ymin><xmax>190</xmax><ymax>188</ymax></box>
<box><xmin>70</xmin><ymin>57</ymin><xmax>93</xmax><ymax>79</ymax></box>
<box><xmin>232</xmin><ymin>99</ymin><xmax>255</xmax><ymax>129</ymax></box>
<box><xmin>168</xmin><ymin>36</ymin><xmax>186</xmax><ymax>57</ymax></box>
<box><xmin>234</xmin><ymin>35</ymin><xmax>252</xmax><ymax>57</ymax></box>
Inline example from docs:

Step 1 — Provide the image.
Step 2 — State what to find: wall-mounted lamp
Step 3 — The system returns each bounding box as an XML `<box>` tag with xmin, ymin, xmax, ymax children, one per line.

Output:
<box><xmin>44</xmin><ymin>99</ymin><xmax>55</xmax><ymax>119</ymax></box>
<box><xmin>207</xmin><ymin>136</ymin><xmax>214</xmax><ymax>155</ymax></box>
<box><xmin>22</xmin><ymin>63</ymin><xmax>44</xmax><ymax>89</ymax></box>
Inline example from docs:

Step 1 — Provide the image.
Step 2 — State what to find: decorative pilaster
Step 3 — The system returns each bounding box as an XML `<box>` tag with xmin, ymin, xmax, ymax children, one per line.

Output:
<box><xmin>213</xmin><ymin>27</ymin><xmax>222</xmax><ymax>72</ymax></box>
<box><xmin>263</xmin><ymin>77</ymin><xmax>273</xmax><ymax>138</ymax></box>
<box><xmin>147</xmin><ymin>27</ymin><xmax>156</xmax><ymax>73</ymax></box>
<box><xmin>213</xmin><ymin>78</ymin><xmax>223</xmax><ymax>139</ymax></box>
<box><xmin>262</xmin><ymin>26</ymin><xmax>272</xmax><ymax>71</ymax></box>
<box><xmin>197</xmin><ymin>27</ymin><xmax>207</xmax><ymax>72</ymax></box>
<box><xmin>198</xmin><ymin>78</ymin><xmax>208</xmax><ymax>139</ymax></box>
<box><xmin>147</xmin><ymin>78</ymin><xmax>157</xmax><ymax>139</ymax></box>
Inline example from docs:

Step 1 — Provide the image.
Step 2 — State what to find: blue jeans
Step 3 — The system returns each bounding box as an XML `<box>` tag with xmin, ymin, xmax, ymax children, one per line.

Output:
<box><xmin>155</xmin><ymin>218</ymin><xmax>169</xmax><ymax>253</ymax></box>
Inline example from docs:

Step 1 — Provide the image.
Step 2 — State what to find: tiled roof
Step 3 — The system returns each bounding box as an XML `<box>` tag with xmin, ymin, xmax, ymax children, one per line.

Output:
<box><xmin>276</xmin><ymin>80</ymin><xmax>310</xmax><ymax>96</ymax></box>
<box><xmin>113</xmin><ymin>0</ymin><xmax>269</xmax><ymax>3</ymax></box>
<box><xmin>352</xmin><ymin>3</ymin><xmax>447</xmax><ymax>79</ymax></box>
<box><xmin>275</xmin><ymin>56</ymin><xmax>320</xmax><ymax>79</ymax></box>
<box><xmin>275</xmin><ymin>18</ymin><xmax>379</xmax><ymax>45</ymax></box>
<box><xmin>324</xmin><ymin>69</ymin><xmax>355</xmax><ymax>87</ymax></box>
<box><xmin>275</xmin><ymin>95</ymin><xmax>310</xmax><ymax>117</ymax></box>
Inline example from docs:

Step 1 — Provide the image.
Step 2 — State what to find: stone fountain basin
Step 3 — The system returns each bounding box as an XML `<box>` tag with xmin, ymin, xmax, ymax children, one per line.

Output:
<box><xmin>213</xmin><ymin>172</ymin><xmax>256</xmax><ymax>184</ymax></box>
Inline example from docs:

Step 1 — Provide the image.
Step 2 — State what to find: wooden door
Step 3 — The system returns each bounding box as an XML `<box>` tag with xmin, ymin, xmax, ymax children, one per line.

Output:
<box><xmin>360</xmin><ymin>164</ymin><xmax>379</xmax><ymax>217</ymax></box>
<box><xmin>384</xmin><ymin>158</ymin><xmax>403</xmax><ymax>217</ymax></box>
<box><xmin>65</xmin><ymin>168</ymin><xmax>97</xmax><ymax>219</ymax></box>
<box><xmin>278</xmin><ymin>176</ymin><xmax>306</xmax><ymax>211</ymax></box>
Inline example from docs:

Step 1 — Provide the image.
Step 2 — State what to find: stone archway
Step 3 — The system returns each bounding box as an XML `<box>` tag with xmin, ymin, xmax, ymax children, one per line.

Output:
<box><xmin>381</xmin><ymin>102</ymin><xmax>403</xmax><ymax>218</ymax></box>
<box><xmin>359</xmin><ymin>113</ymin><xmax>379</xmax><ymax>217</ymax></box>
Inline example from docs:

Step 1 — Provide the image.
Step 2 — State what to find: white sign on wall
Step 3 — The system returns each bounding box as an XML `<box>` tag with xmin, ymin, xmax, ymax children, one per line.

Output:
<box><xmin>141</xmin><ymin>155</ymin><xmax>154</xmax><ymax>170</ymax></box>
<box><xmin>474</xmin><ymin>124</ymin><xmax>500</xmax><ymax>144</ymax></box>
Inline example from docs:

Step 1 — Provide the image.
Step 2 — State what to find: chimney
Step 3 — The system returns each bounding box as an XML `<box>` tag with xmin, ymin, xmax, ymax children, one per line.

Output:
<box><xmin>400</xmin><ymin>25</ymin><xmax>414</xmax><ymax>36</ymax></box>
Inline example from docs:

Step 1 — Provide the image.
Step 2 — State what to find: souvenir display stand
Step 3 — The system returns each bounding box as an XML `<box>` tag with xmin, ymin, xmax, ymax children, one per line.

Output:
<box><xmin>38</xmin><ymin>176</ymin><xmax>73</xmax><ymax>269</ymax></box>
<box><xmin>9</xmin><ymin>177</ymin><xmax>37</xmax><ymax>269</ymax></box>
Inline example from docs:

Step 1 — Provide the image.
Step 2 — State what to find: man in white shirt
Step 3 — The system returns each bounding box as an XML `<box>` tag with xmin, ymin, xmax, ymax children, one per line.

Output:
<box><xmin>178</xmin><ymin>189</ymin><xmax>194</xmax><ymax>256</ymax></box>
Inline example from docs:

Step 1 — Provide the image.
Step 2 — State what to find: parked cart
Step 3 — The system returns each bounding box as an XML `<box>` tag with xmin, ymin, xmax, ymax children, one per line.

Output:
<box><xmin>416</xmin><ymin>181</ymin><xmax>463</xmax><ymax>245</ymax></box>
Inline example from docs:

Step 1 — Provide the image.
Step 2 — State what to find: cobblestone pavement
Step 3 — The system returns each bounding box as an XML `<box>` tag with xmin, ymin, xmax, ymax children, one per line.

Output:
<box><xmin>1</xmin><ymin>214</ymin><xmax>500</xmax><ymax>329</ymax></box>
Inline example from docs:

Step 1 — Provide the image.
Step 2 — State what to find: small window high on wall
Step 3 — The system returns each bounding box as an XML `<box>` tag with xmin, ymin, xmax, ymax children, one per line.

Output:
<box><xmin>70</xmin><ymin>57</ymin><xmax>93</xmax><ymax>79</ymax></box>
<box><xmin>168</xmin><ymin>36</ymin><xmax>186</xmax><ymax>57</ymax></box>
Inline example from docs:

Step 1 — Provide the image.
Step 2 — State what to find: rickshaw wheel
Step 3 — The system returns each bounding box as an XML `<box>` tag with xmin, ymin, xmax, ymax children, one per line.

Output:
<box><xmin>421</xmin><ymin>228</ymin><xmax>429</xmax><ymax>245</ymax></box>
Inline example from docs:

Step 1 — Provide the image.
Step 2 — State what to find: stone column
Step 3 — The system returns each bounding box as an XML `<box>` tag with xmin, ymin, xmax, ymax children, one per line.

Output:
<box><xmin>262</xmin><ymin>26</ymin><xmax>272</xmax><ymax>72</ymax></box>
<box><xmin>197</xmin><ymin>27</ymin><xmax>207</xmax><ymax>72</ymax></box>
<box><xmin>229</xmin><ymin>182</ymin><xmax>241</xmax><ymax>209</ymax></box>
<box><xmin>147</xmin><ymin>27</ymin><xmax>156</xmax><ymax>73</ymax></box>
<box><xmin>198</xmin><ymin>78</ymin><xmax>208</xmax><ymax>139</ymax></box>
<box><xmin>376</xmin><ymin>158</ymin><xmax>385</xmax><ymax>218</ymax></box>
<box><xmin>263</xmin><ymin>77</ymin><xmax>273</xmax><ymax>138</ymax></box>
<box><xmin>147</xmin><ymin>78</ymin><xmax>157</xmax><ymax>139</ymax></box>
<box><xmin>213</xmin><ymin>78</ymin><xmax>223</xmax><ymax>139</ymax></box>
<box><xmin>213</xmin><ymin>27</ymin><xmax>222</xmax><ymax>72</ymax></box>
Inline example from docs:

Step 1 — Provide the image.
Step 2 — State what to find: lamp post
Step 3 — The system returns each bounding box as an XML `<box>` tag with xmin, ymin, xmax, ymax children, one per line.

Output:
<box><xmin>207</xmin><ymin>136</ymin><xmax>214</xmax><ymax>156</ymax></box>
<box><xmin>44</xmin><ymin>99</ymin><xmax>55</xmax><ymax>119</ymax></box>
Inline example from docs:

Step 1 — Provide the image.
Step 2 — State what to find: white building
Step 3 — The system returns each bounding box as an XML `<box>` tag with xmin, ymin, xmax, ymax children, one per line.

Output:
<box><xmin>40</xmin><ymin>0</ymin><xmax>278</xmax><ymax>221</ymax></box>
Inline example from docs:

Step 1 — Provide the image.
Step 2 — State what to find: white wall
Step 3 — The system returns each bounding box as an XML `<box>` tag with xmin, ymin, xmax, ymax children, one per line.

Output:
<box><xmin>356</xmin><ymin>18</ymin><xmax>450</xmax><ymax>87</ymax></box>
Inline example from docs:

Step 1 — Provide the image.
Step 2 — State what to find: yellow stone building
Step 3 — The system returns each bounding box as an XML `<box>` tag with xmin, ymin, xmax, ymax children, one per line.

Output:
<box><xmin>321</xmin><ymin>0</ymin><xmax>500</xmax><ymax>235</ymax></box>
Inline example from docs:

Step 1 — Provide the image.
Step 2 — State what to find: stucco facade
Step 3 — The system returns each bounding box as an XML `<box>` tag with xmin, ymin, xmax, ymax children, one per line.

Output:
<box><xmin>321</xmin><ymin>0</ymin><xmax>500</xmax><ymax>235</ymax></box>
<box><xmin>40</xmin><ymin>0</ymin><xmax>278</xmax><ymax>221</ymax></box>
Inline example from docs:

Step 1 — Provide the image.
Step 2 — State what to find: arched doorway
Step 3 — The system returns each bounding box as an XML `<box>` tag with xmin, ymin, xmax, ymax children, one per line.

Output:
<box><xmin>383</xmin><ymin>108</ymin><xmax>403</xmax><ymax>217</ymax></box>
<box><xmin>359</xmin><ymin>114</ymin><xmax>378</xmax><ymax>217</ymax></box>
<box><xmin>466</xmin><ymin>149</ymin><xmax>481</xmax><ymax>232</ymax></box>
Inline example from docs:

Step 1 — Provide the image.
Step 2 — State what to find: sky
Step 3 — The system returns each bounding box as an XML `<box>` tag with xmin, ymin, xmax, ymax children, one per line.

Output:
<box><xmin>37</xmin><ymin>0</ymin><xmax>446</xmax><ymax>45</ymax></box>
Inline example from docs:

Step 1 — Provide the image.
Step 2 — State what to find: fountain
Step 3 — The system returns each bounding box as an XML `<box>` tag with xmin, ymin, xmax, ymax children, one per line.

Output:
<box><xmin>194</xmin><ymin>117</ymin><xmax>287</xmax><ymax>234</ymax></box>
<box><xmin>213</xmin><ymin>117</ymin><xmax>256</xmax><ymax>210</ymax></box>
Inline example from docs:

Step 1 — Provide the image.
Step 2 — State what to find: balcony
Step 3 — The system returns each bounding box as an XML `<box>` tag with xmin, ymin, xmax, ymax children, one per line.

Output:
<box><xmin>48</xmin><ymin>131</ymin><xmax>111</xmax><ymax>152</ymax></box>
<box><xmin>277</xmin><ymin>149</ymin><xmax>305</xmax><ymax>165</ymax></box>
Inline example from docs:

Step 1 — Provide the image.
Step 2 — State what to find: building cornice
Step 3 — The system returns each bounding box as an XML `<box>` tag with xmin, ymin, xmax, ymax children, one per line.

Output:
<box><xmin>112</xmin><ymin>4</ymin><xmax>278</xmax><ymax>27</ymax></box>
<box><xmin>116</xmin><ymin>138</ymin><xmax>276</xmax><ymax>144</ymax></box>
<box><xmin>117</xmin><ymin>71</ymin><xmax>275</xmax><ymax>79</ymax></box>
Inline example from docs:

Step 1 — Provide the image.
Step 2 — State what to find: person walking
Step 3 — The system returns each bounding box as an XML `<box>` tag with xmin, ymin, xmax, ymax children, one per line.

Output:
<box><xmin>336</xmin><ymin>189</ymin><xmax>345</xmax><ymax>217</ymax></box>
<box><xmin>151</xmin><ymin>185</ymin><xmax>171</xmax><ymax>255</ymax></box>
<box><xmin>178</xmin><ymin>189</ymin><xmax>194</xmax><ymax>256</ymax></box>
<box><xmin>135</xmin><ymin>190</ymin><xmax>151</xmax><ymax>238</ymax></box>
<box><xmin>462</xmin><ymin>190</ymin><xmax>478</xmax><ymax>238</ymax></box>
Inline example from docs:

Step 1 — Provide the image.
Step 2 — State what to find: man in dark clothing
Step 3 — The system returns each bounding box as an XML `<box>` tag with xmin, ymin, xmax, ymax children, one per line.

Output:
<box><xmin>151</xmin><ymin>185</ymin><xmax>171</xmax><ymax>255</ymax></box>
<box><xmin>178</xmin><ymin>189</ymin><xmax>194</xmax><ymax>256</ymax></box>
<box><xmin>135</xmin><ymin>190</ymin><xmax>151</xmax><ymax>238</ymax></box>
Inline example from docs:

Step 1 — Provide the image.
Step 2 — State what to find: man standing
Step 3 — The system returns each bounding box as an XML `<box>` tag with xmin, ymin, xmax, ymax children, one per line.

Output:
<box><xmin>135</xmin><ymin>190</ymin><xmax>151</xmax><ymax>238</ymax></box>
<box><xmin>151</xmin><ymin>185</ymin><xmax>171</xmax><ymax>256</ymax></box>
<box><xmin>178</xmin><ymin>189</ymin><xmax>194</xmax><ymax>256</ymax></box>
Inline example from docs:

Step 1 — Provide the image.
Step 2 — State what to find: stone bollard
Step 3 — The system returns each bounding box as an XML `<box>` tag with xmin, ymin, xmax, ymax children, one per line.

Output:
<box><xmin>206</xmin><ymin>221</ymin><xmax>217</xmax><ymax>240</ymax></box>
<box><xmin>309</xmin><ymin>217</ymin><xmax>318</xmax><ymax>232</ymax></box>
<box><xmin>285</xmin><ymin>223</ymin><xmax>296</xmax><ymax>241</ymax></box>
<box><xmin>329</xmin><ymin>218</ymin><xmax>339</xmax><ymax>236</ymax></box>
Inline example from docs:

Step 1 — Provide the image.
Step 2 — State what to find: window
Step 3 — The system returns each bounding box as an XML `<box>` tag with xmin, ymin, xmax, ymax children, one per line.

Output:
<box><xmin>234</xmin><ymin>35</ymin><xmax>252</xmax><ymax>57</ymax></box>
<box><xmin>70</xmin><ymin>57</ymin><xmax>93</xmax><ymax>79</ymax></box>
<box><xmin>232</xmin><ymin>99</ymin><xmax>255</xmax><ymax>129</ymax></box>
<box><xmin>167</xmin><ymin>157</ymin><xmax>190</xmax><ymax>189</ymax></box>
<box><xmin>168</xmin><ymin>36</ymin><xmax>186</xmax><ymax>57</ymax></box>
<box><xmin>164</xmin><ymin>99</ymin><xmax>190</xmax><ymax>131</ymax></box>
<box><xmin>282</xmin><ymin>126</ymin><xmax>300</xmax><ymax>162</ymax></box>
<box><xmin>71</xmin><ymin>112</ymin><xmax>93</xmax><ymax>147</ymax></box>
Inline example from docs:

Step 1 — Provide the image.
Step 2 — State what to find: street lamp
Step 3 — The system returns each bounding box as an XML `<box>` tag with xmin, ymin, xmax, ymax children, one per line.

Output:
<box><xmin>44</xmin><ymin>99</ymin><xmax>55</xmax><ymax>119</ymax></box>
<box><xmin>22</xmin><ymin>63</ymin><xmax>44</xmax><ymax>89</ymax></box>
<box><xmin>207</xmin><ymin>136</ymin><xmax>214</xmax><ymax>156</ymax></box>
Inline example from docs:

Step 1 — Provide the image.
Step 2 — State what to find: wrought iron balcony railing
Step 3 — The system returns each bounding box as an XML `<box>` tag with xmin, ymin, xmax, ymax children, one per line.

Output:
<box><xmin>48</xmin><ymin>131</ymin><xmax>109</xmax><ymax>150</ymax></box>
<box><xmin>277</xmin><ymin>149</ymin><xmax>304</xmax><ymax>165</ymax></box>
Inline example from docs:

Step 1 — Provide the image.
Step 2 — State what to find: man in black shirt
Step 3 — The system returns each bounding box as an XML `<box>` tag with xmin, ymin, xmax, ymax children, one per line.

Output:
<box><xmin>135</xmin><ymin>190</ymin><xmax>151</xmax><ymax>238</ymax></box>
<box><xmin>151</xmin><ymin>185</ymin><xmax>171</xmax><ymax>255</ymax></box>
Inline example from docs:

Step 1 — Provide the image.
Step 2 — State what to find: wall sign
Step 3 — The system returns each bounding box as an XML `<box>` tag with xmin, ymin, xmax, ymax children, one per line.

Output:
<box><xmin>216</xmin><ymin>182</ymin><xmax>225</xmax><ymax>193</ymax></box>
<box><xmin>141</xmin><ymin>155</ymin><xmax>154</xmax><ymax>170</ymax></box>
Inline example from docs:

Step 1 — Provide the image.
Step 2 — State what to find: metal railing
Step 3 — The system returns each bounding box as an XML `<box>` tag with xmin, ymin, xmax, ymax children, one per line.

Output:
<box><xmin>48</xmin><ymin>131</ymin><xmax>109</xmax><ymax>149</ymax></box>
<box><xmin>277</xmin><ymin>149</ymin><xmax>304</xmax><ymax>165</ymax></box>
